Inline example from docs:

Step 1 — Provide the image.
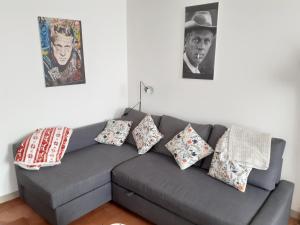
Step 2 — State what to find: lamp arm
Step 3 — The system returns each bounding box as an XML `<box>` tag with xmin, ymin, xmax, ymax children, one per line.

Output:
<box><xmin>123</xmin><ymin>81</ymin><xmax>152</xmax><ymax>116</ymax></box>
<box><xmin>140</xmin><ymin>81</ymin><xmax>146</xmax><ymax>88</ymax></box>
<box><xmin>122</xmin><ymin>101</ymin><xmax>141</xmax><ymax>116</ymax></box>
<box><xmin>139</xmin><ymin>81</ymin><xmax>153</xmax><ymax>112</ymax></box>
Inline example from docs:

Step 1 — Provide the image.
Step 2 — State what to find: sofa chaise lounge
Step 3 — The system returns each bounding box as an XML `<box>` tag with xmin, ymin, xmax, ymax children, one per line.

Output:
<box><xmin>12</xmin><ymin>109</ymin><xmax>294</xmax><ymax>225</ymax></box>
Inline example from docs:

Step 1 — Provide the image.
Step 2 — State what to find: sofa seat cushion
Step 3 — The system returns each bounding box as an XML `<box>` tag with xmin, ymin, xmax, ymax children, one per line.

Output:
<box><xmin>16</xmin><ymin>143</ymin><xmax>138</xmax><ymax>209</ymax></box>
<box><xmin>112</xmin><ymin>152</ymin><xmax>270</xmax><ymax>225</ymax></box>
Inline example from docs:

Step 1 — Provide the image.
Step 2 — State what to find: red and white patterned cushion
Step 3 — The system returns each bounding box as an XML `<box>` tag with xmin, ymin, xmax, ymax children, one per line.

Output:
<box><xmin>14</xmin><ymin>127</ymin><xmax>73</xmax><ymax>170</ymax></box>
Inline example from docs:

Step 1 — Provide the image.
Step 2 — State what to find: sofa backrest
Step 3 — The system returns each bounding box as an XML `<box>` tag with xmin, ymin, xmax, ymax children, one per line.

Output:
<box><xmin>12</xmin><ymin>108</ymin><xmax>160</xmax><ymax>157</ymax></box>
<box><xmin>66</xmin><ymin>121</ymin><xmax>107</xmax><ymax>154</ymax></box>
<box><xmin>12</xmin><ymin>121</ymin><xmax>107</xmax><ymax>158</ymax></box>
<box><xmin>153</xmin><ymin>115</ymin><xmax>212</xmax><ymax>166</ymax></box>
<box><xmin>201</xmin><ymin>125</ymin><xmax>227</xmax><ymax>169</ymax></box>
<box><xmin>121</xmin><ymin>108</ymin><xmax>161</xmax><ymax>147</ymax></box>
<box><xmin>201</xmin><ymin>124</ymin><xmax>286</xmax><ymax>191</ymax></box>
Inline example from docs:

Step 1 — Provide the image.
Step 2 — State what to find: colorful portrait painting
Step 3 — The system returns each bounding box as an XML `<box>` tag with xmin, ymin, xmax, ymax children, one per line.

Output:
<box><xmin>38</xmin><ymin>17</ymin><xmax>86</xmax><ymax>87</ymax></box>
<box><xmin>182</xmin><ymin>3</ymin><xmax>219</xmax><ymax>80</ymax></box>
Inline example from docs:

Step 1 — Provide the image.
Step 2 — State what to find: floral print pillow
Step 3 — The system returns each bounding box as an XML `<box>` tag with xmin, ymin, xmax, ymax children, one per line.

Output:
<box><xmin>132</xmin><ymin>115</ymin><xmax>163</xmax><ymax>154</ymax></box>
<box><xmin>165</xmin><ymin>124</ymin><xmax>213</xmax><ymax>170</ymax></box>
<box><xmin>208</xmin><ymin>130</ymin><xmax>252</xmax><ymax>192</ymax></box>
<box><xmin>95</xmin><ymin>120</ymin><xmax>132</xmax><ymax>146</ymax></box>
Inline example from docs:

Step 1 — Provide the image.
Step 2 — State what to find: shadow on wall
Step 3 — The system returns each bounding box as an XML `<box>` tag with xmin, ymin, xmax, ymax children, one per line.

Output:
<box><xmin>7</xmin><ymin>146</ymin><xmax>19</xmax><ymax>194</ymax></box>
<box><xmin>294</xmin><ymin>55</ymin><xmax>300</xmax><ymax>211</ymax></box>
<box><xmin>113</xmin><ymin>107</ymin><xmax>126</xmax><ymax>119</ymax></box>
<box><xmin>7</xmin><ymin>133</ymin><xmax>29</xmax><ymax>195</ymax></box>
<box><xmin>274</xmin><ymin>50</ymin><xmax>300</xmax><ymax>211</ymax></box>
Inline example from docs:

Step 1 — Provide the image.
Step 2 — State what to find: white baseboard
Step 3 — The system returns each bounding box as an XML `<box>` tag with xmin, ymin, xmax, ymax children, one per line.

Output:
<box><xmin>0</xmin><ymin>191</ymin><xmax>19</xmax><ymax>204</ymax></box>
<box><xmin>291</xmin><ymin>210</ymin><xmax>300</xmax><ymax>220</ymax></box>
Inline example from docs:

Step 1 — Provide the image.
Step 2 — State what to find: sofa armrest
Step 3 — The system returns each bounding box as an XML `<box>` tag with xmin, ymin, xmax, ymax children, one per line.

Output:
<box><xmin>250</xmin><ymin>180</ymin><xmax>294</xmax><ymax>225</ymax></box>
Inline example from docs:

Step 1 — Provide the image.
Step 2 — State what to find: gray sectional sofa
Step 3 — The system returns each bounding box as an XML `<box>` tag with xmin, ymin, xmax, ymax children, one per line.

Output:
<box><xmin>12</xmin><ymin>109</ymin><xmax>294</xmax><ymax>225</ymax></box>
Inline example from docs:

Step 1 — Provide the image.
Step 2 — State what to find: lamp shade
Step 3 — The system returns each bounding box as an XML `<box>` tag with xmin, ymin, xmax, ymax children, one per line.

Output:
<box><xmin>144</xmin><ymin>86</ymin><xmax>154</xmax><ymax>94</ymax></box>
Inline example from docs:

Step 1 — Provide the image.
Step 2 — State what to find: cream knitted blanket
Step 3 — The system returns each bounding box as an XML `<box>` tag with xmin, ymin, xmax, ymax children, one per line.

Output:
<box><xmin>228</xmin><ymin>125</ymin><xmax>271</xmax><ymax>170</ymax></box>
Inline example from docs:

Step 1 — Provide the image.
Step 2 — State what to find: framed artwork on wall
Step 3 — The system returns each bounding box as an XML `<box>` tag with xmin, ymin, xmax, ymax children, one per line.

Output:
<box><xmin>38</xmin><ymin>17</ymin><xmax>86</xmax><ymax>87</ymax></box>
<box><xmin>182</xmin><ymin>3</ymin><xmax>219</xmax><ymax>80</ymax></box>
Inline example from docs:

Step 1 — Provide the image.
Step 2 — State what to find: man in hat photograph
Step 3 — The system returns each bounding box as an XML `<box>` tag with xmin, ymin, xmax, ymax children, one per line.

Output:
<box><xmin>183</xmin><ymin>6</ymin><xmax>218</xmax><ymax>80</ymax></box>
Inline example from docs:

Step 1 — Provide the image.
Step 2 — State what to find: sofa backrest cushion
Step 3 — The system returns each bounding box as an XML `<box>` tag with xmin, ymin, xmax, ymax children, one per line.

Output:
<box><xmin>153</xmin><ymin>115</ymin><xmax>212</xmax><ymax>162</ymax></box>
<box><xmin>201</xmin><ymin>124</ymin><xmax>286</xmax><ymax>191</ymax></box>
<box><xmin>201</xmin><ymin>125</ymin><xmax>228</xmax><ymax>170</ymax></box>
<box><xmin>121</xmin><ymin>108</ymin><xmax>161</xmax><ymax>147</ymax></box>
<box><xmin>12</xmin><ymin>121</ymin><xmax>107</xmax><ymax>157</ymax></box>
<box><xmin>66</xmin><ymin>121</ymin><xmax>107</xmax><ymax>154</ymax></box>
<box><xmin>247</xmin><ymin>138</ymin><xmax>285</xmax><ymax>190</ymax></box>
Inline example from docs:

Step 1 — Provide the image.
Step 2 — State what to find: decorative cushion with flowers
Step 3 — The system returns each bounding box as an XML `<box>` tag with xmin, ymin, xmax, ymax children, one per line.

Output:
<box><xmin>165</xmin><ymin>124</ymin><xmax>213</xmax><ymax>170</ymax></box>
<box><xmin>132</xmin><ymin>115</ymin><xmax>163</xmax><ymax>154</ymax></box>
<box><xmin>208</xmin><ymin>130</ymin><xmax>252</xmax><ymax>192</ymax></box>
<box><xmin>95</xmin><ymin>120</ymin><xmax>132</xmax><ymax>146</ymax></box>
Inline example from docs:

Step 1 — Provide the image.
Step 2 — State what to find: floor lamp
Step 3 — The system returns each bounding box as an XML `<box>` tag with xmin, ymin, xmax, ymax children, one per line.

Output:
<box><xmin>123</xmin><ymin>81</ymin><xmax>154</xmax><ymax>116</ymax></box>
<box><xmin>139</xmin><ymin>81</ymin><xmax>154</xmax><ymax>111</ymax></box>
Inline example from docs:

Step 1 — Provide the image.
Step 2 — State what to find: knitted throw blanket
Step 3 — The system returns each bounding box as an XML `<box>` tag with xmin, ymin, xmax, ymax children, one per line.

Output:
<box><xmin>228</xmin><ymin>125</ymin><xmax>271</xmax><ymax>170</ymax></box>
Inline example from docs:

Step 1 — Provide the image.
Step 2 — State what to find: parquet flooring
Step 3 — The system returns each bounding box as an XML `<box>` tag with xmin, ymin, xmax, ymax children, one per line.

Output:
<box><xmin>0</xmin><ymin>198</ymin><xmax>298</xmax><ymax>225</ymax></box>
<box><xmin>290</xmin><ymin>217</ymin><xmax>300</xmax><ymax>225</ymax></box>
<box><xmin>0</xmin><ymin>198</ymin><xmax>151</xmax><ymax>225</ymax></box>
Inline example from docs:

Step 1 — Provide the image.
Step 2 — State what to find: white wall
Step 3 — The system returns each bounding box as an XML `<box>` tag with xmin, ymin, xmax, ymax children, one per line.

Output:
<box><xmin>127</xmin><ymin>0</ymin><xmax>300</xmax><ymax>211</ymax></box>
<box><xmin>0</xmin><ymin>0</ymin><xmax>128</xmax><ymax>198</ymax></box>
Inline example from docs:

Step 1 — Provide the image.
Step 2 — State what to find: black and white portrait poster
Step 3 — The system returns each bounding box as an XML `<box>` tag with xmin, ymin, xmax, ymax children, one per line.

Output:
<box><xmin>182</xmin><ymin>3</ymin><xmax>218</xmax><ymax>80</ymax></box>
<box><xmin>38</xmin><ymin>17</ymin><xmax>86</xmax><ymax>87</ymax></box>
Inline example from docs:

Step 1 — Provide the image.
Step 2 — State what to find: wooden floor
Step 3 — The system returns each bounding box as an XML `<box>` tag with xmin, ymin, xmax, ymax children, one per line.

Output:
<box><xmin>0</xmin><ymin>198</ymin><xmax>298</xmax><ymax>225</ymax></box>
<box><xmin>0</xmin><ymin>198</ymin><xmax>152</xmax><ymax>225</ymax></box>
